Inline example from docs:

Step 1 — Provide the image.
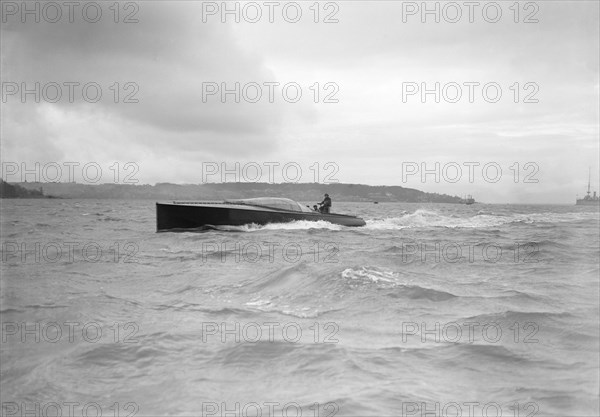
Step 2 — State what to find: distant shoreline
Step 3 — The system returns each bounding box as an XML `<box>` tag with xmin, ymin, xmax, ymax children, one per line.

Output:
<box><xmin>1</xmin><ymin>180</ymin><xmax>466</xmax><ymax>203</ymax></box>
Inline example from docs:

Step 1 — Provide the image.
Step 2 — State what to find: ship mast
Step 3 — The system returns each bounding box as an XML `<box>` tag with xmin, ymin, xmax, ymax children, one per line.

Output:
<box><xmin>587</xmin><ymin>167</ymin><xmax>591</xmax><ymax>197</ymax></box>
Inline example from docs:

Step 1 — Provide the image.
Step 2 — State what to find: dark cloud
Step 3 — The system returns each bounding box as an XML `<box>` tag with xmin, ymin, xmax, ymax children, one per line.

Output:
<box><xmin>2</xmin><ymin>2</ymin><xmax>286</xmax><ymax>151</ymax></box>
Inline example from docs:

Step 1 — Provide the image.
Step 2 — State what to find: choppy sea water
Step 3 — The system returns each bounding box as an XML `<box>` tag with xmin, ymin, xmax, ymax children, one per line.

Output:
<box><xmin>1</xmin><ymin>200</ymin><xmax>599</xmax><ymax>417</ymax></box>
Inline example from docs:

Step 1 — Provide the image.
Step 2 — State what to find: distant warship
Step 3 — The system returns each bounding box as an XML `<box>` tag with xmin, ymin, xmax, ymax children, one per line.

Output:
<box><xmin>576</xmin><ymin>168</ymin><xmax>599</xmax><ymax>205</ymax></box>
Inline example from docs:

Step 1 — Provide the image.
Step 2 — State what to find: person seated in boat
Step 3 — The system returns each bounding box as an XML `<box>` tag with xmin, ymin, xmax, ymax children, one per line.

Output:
<box><xmin>318</xmin><ymin>194</ymin><xmax>332</xmax><ymax>214</ymax></box>
<box><xmin>313</xmin><ymin>205</ymin><xmax>319</xmax><ymax>211</ymax></box>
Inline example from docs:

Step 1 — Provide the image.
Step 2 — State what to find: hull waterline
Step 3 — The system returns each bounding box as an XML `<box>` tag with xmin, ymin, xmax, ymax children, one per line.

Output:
<box><xmin>575</xmin><ymin>199</ymin><xmax>600</xmax><ymax>206</ymax></box>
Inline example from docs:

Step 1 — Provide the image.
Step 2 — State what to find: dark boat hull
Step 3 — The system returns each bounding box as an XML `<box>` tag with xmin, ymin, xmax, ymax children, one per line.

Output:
<box><xmin>156</xmin><ymin>203</ymin><xmax>366</xmax><ymax>231</ymax></box>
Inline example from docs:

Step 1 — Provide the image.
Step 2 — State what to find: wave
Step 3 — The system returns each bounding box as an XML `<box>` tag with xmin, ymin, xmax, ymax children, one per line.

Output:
<box><xmin>464</xmin><ymin>310</ymin><xmax>575</xmax><ymax>324</ymax></box>
<box><xmin>74</xmin><ymin>341</ymin><xmax>168</xmax><ymax>369</ymax></box>
<box><xmin>438</xmin><ymin>343</ymin><xmax>534</xmax><ymax>364</ymax></box>
<box><xmin>341</xmin><ymin>266</ymin><xmax>457</xmax><ymax>301</ymax></box>
<box><xmin>22</xmin><ymin>304</ymin><xmax>69</xmax><ymax>310</ymax></box>
<box><xmin>151</xmin><ymin>302</ymin><xmax>254</xmax><ymax>316</ymax></box>
<box><xmin>0</xmin><ymin>308</ymin><xmax>25</xmax><ymax>314</ymax></box>
<box><xmin>363</xmin><ymin>209</ymin><xmax>599</xmax><ymax>230</ymax></box>
<box><xmin>98</xmin><ymin>216</ymin><xmax>124</xmax><ymax>222</ymax></box>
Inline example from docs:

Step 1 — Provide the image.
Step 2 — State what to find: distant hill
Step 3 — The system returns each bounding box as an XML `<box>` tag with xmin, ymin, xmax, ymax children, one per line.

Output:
<box><xmin>8</xmin><ymin>181</ymin><xmax>463</xmax><ymax>203</ymax></box>
<box><xmin>0</xmin><ymin>179</ymin><xmax>45</xmax><ymax>198</ymax></box>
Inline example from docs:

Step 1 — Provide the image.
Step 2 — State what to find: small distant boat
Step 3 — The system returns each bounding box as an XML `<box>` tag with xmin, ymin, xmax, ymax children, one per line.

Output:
<box><xmin>156</xmin><ymin>197</ymin><xmax>366</xmax><ymax>231</ymax></box>
<box><xmin>462</xmin><ymin>195</ymin><xmax>475</xmax><ymax>205</ymax></box>
<box><xmin>373</xmin><ymin>201</ymin><xmax>379</xmax><ymax>204</ymax></box>
<box><xmin>576</xmin><ymin>168</ymin><xmax>599</xmax><ymax>205</ymax></box>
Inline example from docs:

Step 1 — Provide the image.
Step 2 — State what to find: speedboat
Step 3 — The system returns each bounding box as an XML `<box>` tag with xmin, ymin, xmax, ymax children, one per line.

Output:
<box><xmin>156</xmin><ymin>197</ymin><xmax>366</xmax><ymax>231</ymax></box>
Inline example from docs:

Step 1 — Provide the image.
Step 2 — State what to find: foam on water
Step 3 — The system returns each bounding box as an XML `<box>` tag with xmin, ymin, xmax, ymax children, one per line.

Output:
<box><xmin>214</xmin><ymin>220</ymin><xmax>344</xmax><ymax>232</ymax></box>
<box><xmin>341</xmin><ymin>265</ymin><xmax>400</xmax><ymax>284</ymax></box>
<box><xmin>364</xmin><ymin>208</ymin><xmax>600</xmax><ymax>230</ymax></box>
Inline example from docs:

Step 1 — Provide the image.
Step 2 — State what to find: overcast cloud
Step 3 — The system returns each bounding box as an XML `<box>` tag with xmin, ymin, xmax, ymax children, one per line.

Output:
<box><xmin>1</xmin><ymin>1</ymin><xmax>598</xmax><ymax>203</ymax></box>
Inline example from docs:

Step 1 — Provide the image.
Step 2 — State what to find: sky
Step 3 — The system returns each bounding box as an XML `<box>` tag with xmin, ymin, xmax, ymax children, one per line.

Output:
<box><xmin>1</xmin><ymin>0</ymin><xmax>599</xmax><ymax>203</ymax></box>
